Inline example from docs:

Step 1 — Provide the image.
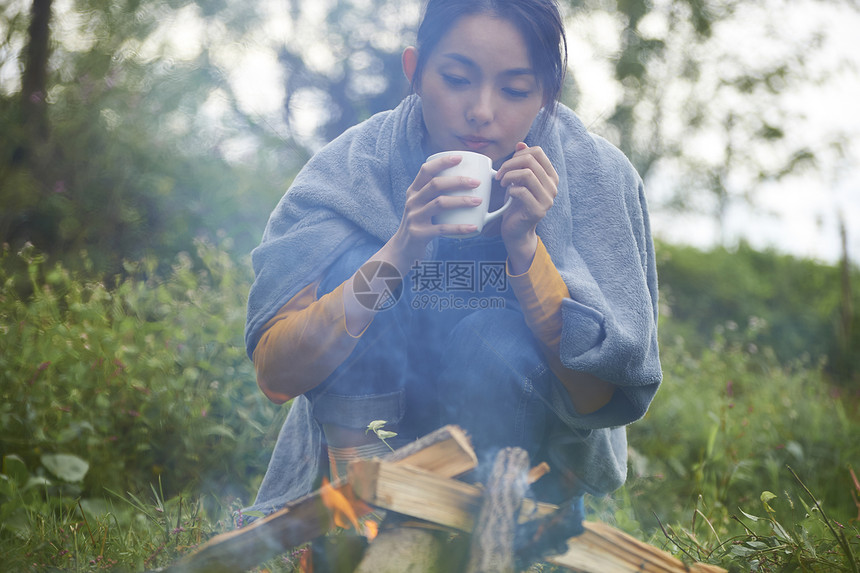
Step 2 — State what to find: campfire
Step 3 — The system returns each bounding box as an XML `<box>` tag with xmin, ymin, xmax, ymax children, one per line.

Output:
<box><xmin>164</xmin><ymin>426</ymin><xmax>727</xmax><ymax>573</ymax></box>
<box><xmin>319</xmin><ymin>476</ymin><xmax>378</xmax><ymax>541</ymax></box>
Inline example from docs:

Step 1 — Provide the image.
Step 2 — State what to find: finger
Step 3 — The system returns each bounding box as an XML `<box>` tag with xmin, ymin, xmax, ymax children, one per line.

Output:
<box><xmin>427</xmin><ymin>193</ymin><xmax>483</xmax><ymax>214</ymax></box>
<box><xmin>526</xmin><ymin>145</ymin><xmax>559</xmax><ymax>187</ymax></box>
<box><xmin>409</xmin><ymin>193</ymin><xmax>482</xmax><ymax>229</ymax></box>
<box><xmin>506</xmin><ymin>181</ymin><xmax>543</xmax><ymax>214</ymax></box>
<box><xmin>499</xmin><ymin>167</ymin><xmax>553</xmax><ymax>206</ymax></box>
<box><xmin>415</xmin><ymin>175</ymin><xmax>481</xmax><ymax>205</ymax></box>
<box><xmin>411</xmin><ymin>154</ymin><xmax>463</xmax><ymax>192</ymax></box>
<box><xmin>497</xmin><ymin>147</ymin><xmax>557</xmax><ymax>192</ymax></box>
<box><xmin>497</xmin><ymin>142</ymin><xmax>532</xmax><ymax>174</ymax></box>
<box><xmin>435</xmin><ymin>223</ymin><xmax>480</xmax><ymax>236</ymax></box>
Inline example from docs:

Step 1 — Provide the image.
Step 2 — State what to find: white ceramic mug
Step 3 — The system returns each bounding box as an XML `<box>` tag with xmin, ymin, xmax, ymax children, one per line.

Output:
<box><xmin>428</xmin><ymin>150</ymin><xmax>513</xmax><ymax>238</ymax></box>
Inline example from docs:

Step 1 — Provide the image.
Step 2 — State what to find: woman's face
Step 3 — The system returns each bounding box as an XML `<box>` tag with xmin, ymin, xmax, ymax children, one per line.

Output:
<box><xmin>409</xmin><ymin>14</ymin><xmax>545</xmax><ymax>166</ymax></box>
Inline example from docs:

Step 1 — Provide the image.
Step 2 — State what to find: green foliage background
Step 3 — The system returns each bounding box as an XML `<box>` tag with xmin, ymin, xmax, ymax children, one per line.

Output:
<box><xmin>1</xmin><ymin>0</ymin><xmax>859</xmax><ymax>570</ymax></box>
<box><xmin>0</xmin><ymin>241</ymin><xmax>283</xmax><ymax>503</ymax></box>
<box><xmin>2</xmin><ymin>237</ymin><xmax>858</xmax><ymax>571</ymax></box>
<box><xmin>657</xmin><ymin>240</ymin><xmax>860</xmax><ymax>384</ymax></box>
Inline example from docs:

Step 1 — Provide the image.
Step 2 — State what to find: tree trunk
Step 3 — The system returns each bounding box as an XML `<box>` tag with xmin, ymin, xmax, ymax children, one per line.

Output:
<box><xmin>21</xmin><ymin>0</ymin><xmax>53</xmax><ymax>137</ymax></box>
<box><xmin>837</xmin><ymin>213</ymin><xmax>856</xmax><ymax>380</ymax></box>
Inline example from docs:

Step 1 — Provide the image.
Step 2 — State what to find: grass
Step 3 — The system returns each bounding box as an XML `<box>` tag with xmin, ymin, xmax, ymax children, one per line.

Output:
<box><xmin>2</xmin><ymin>243</ymin><xmax>859</xmax><ymax>571</ymax></box>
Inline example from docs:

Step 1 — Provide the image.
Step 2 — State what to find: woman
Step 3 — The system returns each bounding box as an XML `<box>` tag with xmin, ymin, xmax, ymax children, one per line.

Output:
<box><xmin>244</xmin><ymin>0</ymin><xmax>662</xmax><ymax>520</ymax></box>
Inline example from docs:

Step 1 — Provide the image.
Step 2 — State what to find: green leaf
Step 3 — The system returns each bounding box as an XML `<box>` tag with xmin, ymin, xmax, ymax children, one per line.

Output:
<box><xmin>704</xmin><ymin>423</ymin><xmax>719</xmax><ymax>459</ymax></box>
<box><xmin>376</xmin><ymin>430</ymin><xmax>398</xmax><ymax>440</ymax></box>
<box><xmin>40</xmin><ymin>453</ymin><xmax>90</xmax><ymax>483</ymax></box>
<box><xmin>366</xmin><ymin>420</ymin><xmax>388</xmax><ymax>433</ymax></box>
<box><xmin>739</xmin><ymin>508</ymin><xmax>761</xmax><ymax>522</ymax></box>
<box><xmin>0</xmin><ymin>474</ymin><xmax>13</xmax><ymax>497</ymax></box>
<box><xmin>57</xmin><ymin>421</ymin><xmax>95</xmax><ymax>444</ymax></box>
<box><xmin>23</xmin><ymin>476</ymin><xmax>52</xmax><ymax>491</ymax></box>
<box><xmin>761</xmin><ymin>490</ymin><xmax>777</xmax><ymax>512</ymax></box>
<box><xmin>204</xmin><ymin>424</ymin><xmax>236</xmax><ymax>439</ymax></box>
<box><xmin>2</xmin><ymin>455</ymin><xmax>29</xmax><ymax>487</ymax></box>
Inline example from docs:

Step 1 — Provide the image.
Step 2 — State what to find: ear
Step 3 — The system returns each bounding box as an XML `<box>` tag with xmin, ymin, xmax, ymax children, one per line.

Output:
<box><xmin>402</xmin><ymin>46</ymin><xmax>419</xmax><ymax>87</ymax></box>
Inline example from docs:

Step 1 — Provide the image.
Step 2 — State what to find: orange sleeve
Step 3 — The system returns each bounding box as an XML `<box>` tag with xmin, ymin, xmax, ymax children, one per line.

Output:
<box><xmin>508</xmin><ymin>238</ymin><xmax>615</xmax><ymax>414</ymax></box>
<box><xmin>252</xmin><ymin>281</ymin><xmax>366</xmax><ymax>404</ymax></box>
<box><xmin>506</xmin><ymin>237</ymin><xmax>568</xmax><ymax>350</ymax></box>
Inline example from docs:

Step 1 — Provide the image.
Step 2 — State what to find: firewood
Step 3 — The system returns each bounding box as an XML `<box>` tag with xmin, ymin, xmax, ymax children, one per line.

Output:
<box><xmin>163</xmin><ymin>425</ymin><xmax>478</xmax><ymax>573</ymax></box>
<box><xmin>465</xmin><ymin>447</ymin><xmax>530</xmax><ymax>573</ymax></box>
<box><xmin>161</xmin><ymin>479</ymin><xmax>352</xmax><ymax>573</ymax></box>
<box><xmin>166</xmin><ymin>425</ymin><xmax>727</xmax><ymax>573</ymax></box>
<box><xmin>527</xmin><ymin>461</ymin><xmax>550</xmax><ymax>484</ymax></box>
<box><xmin>352</xmin><ymin>526</ymin><xmax>463</xmax><ymax>573</ymax></box>
<box><xmin>547</xmin><ymin>521</ymin><xmax>728</xmax><ymax>573</ymax></box>
<box><xmin>384</xmin><ymin>424</ymin><xmax>477</xmax><ymax>478</ymax></box>
<box><xmin>348</xmin><ymin>458</ymin><xmax>482</xmax><ymax>532</ymax></box>
<box><xmin>347</xmin><ymin>459</ymin><xmax>557</xmax><ymax>530</ymax></box>
<box><xmin>348</xmin><ymin>458</ymin><xmax>728</xmax><ymax>573</ymax></box>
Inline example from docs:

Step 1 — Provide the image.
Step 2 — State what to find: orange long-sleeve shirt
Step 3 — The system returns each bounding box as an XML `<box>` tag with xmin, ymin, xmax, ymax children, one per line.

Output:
<box><xmin>253</xmin><ymin>238</ymin><xmax>613</xmax><ymax>411</ymax></box>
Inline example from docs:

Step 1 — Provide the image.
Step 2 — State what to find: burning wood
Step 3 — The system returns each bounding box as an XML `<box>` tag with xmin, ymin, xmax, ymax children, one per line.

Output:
<box><xmin>319</xmin><ymin>476</ymin><xmax>377</xmax><ymax>540</ymax></box>
<box><xmin>166</xmin><ymin>425</ymin><xmax>727</xmax><ymax>573</ymax></box>
<box><xmin>163</xmin><ymin>425</ymin><xmax>476</xmax><ymax>573</ymax></box>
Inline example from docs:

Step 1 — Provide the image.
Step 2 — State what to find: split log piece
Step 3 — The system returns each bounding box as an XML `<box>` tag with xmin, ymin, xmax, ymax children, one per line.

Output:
<box><xmin>161</xmin><ymin>479</ymin><xmax>352</xmax><ymax>573</ymax></box>
<box><xmin>353</xmin><ymin>525</ymin><xmax>466</xmax><ymax>573</ymax></box>
<box><xmin>465</xmin><ymin>447</ymin><xmax>531</xmax><ymax>573</ymax></box>
<box><xmin>382</xmin><ymin>424</ymin><xmax>477</xmax><ymax>478</ymax></box>
<box><xmin>348</xmin><ymin>459</ymin><xmax>482</xmax><ymax>532</ymax></box>
<box><xmin>547</xmin><ymin>521</ymin><xmax>728</xmax><ymax>573</ymax></box>
<box><xmin>527</xmin><ymin>461</ymin><xmax>551</xmax><ymax>484</ymax></box>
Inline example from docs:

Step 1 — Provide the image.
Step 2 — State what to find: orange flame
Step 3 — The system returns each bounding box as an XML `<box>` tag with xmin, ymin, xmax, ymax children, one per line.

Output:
<box><xmin>363</xmin><ymin>518</ymin><xmax>379</xmax><ymax>541</ymax></box>
<box><xmin>299</xmin><ymin>547</ymin><xmax>312</xmax><ymax>573</ymax></box>
<box><xmin>319</xmin><ymin>477</ymin><xmax>378</xmax><ymax>540</ymax></box>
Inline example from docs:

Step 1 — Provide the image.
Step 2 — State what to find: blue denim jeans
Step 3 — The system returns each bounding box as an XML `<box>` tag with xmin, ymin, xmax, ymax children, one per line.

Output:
<box><xmin>305</xmin><ymin>235</ymin><xmax>586</xmax><ymax>505</ymax></box>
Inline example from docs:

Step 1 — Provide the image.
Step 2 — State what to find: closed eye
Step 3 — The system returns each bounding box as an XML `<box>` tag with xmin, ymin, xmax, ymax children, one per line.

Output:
<box><xmin>503</xmin><ymin>87</ymin><xmax>532</xmax><ymax>99</ymax></box>
<box><xmin>442</xmin><ymin>74</ymin><xmax>470</xmax><ymax>88</ymax></box>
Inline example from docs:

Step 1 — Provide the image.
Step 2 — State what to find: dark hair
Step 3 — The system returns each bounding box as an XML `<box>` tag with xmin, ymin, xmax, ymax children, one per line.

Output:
<box><xmin>413</xmin><ymin>0</ymin><xmax>567</xmax><ymax>114</ymax></box>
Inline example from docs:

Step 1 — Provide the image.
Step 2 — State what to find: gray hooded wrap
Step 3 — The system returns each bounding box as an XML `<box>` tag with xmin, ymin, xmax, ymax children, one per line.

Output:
<box><xmin>243</xmin><ymin>95</ymin><xmax>661</xmax><ymax>514</ymax></box>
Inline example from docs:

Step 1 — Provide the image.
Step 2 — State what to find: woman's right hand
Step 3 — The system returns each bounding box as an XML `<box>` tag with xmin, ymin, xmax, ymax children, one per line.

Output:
<box><xmin>344</xmin><ymin>154</ymin><xmax>482</xmax><ymax>334</ymax></box>
<box><xmin>388</xmin><ymin>154</ymin><xmax>484</xmax><ymax>264</ymax></box>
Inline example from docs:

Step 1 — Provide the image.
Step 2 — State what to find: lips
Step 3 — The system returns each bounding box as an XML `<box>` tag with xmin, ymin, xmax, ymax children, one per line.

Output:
<box><xmin>459</xmin><ymin>136</ymin><xmax>493</xmax><ymax>152</ymax></box>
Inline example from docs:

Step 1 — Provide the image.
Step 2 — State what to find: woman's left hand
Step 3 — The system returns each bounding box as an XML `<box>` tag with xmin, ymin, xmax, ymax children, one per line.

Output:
<box><xmin>496</xmin><ymin>142</ymin><xmax>559</xmax><ymax>272</ymax></box>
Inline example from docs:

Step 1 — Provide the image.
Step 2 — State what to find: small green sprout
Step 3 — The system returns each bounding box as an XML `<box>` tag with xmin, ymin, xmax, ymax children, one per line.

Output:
<box><xmin>366</xmin><ymin>420</ymin><xmax>398</xmax><ymax>451</ymax></box>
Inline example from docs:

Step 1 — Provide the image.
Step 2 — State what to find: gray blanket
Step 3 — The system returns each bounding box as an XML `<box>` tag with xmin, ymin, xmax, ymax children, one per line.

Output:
<box><xmin>244</xmin><ymin>95</ymin><xmax>662</xmax><ymax>511</ymax></box>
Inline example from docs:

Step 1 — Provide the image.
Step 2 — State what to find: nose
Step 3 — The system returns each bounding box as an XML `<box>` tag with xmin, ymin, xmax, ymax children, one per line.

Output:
<box><xmin>466</xmin><ymin>86</ymin><xmax>494</xmax><ymax>126</ymax></box>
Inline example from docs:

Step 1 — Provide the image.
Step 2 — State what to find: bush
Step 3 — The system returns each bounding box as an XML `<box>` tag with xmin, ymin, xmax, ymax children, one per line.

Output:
<box><xmin>656</xmin><ymin>240</ymin><xmax>860</xmax><ymax>386</ymax></box>
<box><xmin>599</xmin><ymin>317</ymin><xmax>860</xmax><ymax>570</ymax></box>
<box><xmin>0</xmin><ymin>241</ymin><xmax>284</xmax><ymax>505</ymax></box>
